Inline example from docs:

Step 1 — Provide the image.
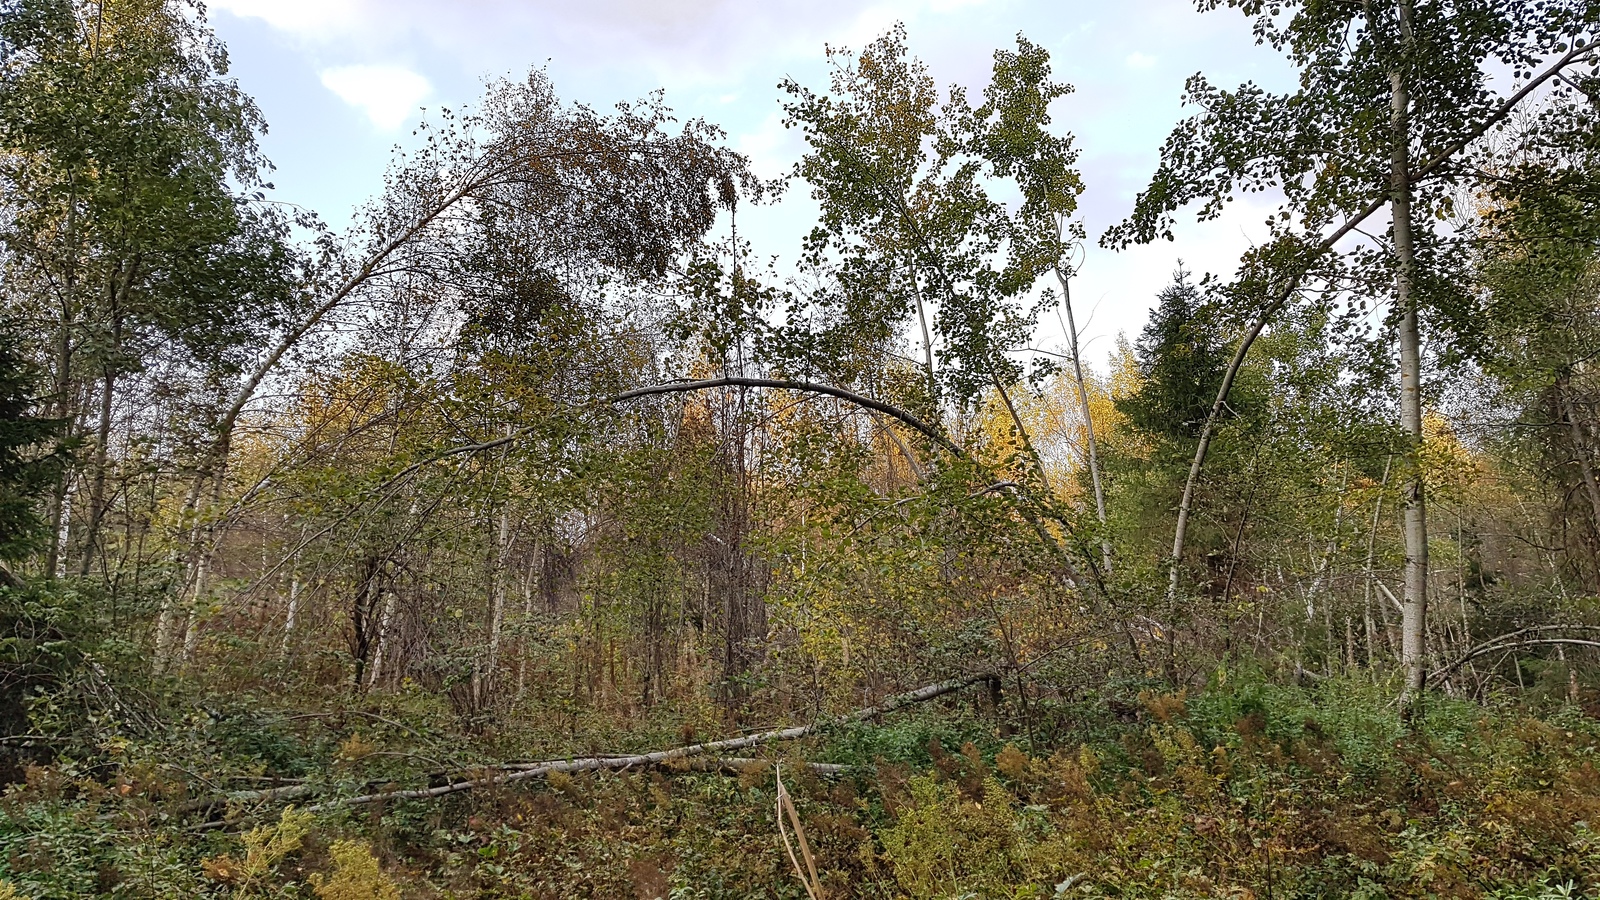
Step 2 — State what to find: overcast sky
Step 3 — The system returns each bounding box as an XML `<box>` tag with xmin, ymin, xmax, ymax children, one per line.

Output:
<box><xmin>207</xmin><ymin>0</ymin><xmax>1296</xmax><ymax>368</ymax></box>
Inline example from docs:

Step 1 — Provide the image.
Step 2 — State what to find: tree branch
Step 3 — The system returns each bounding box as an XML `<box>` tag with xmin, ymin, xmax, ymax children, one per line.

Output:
<box><xmin>610</xmin><ymin>377</ymin><xmax>962</xmax><ymax>455</ymax></box>
<box><xmin>1429</xmin><ymin>625</ymin><xmax>1600</xmax><ymax>685</ymax></box>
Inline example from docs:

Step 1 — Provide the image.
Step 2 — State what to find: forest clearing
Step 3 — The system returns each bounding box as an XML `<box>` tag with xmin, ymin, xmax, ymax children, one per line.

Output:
<box><xmin>2</xmin><ymin>0</ymin><xmax>1600</xmax><ymax>896</ymax></box>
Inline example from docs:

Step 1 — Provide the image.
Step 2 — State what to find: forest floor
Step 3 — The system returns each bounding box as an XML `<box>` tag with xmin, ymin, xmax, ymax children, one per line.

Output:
<box><xmin>1</xmin><ymin>668</ymin><xmax>1598</xmax><ymax>899</ymax></box>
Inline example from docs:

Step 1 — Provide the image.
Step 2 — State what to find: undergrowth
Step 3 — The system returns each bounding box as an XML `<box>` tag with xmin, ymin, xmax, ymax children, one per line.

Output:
<box><xmin>2</xmin><ymin>670</ymin><xmax>1600</xmax><ymax>897</ymax></box>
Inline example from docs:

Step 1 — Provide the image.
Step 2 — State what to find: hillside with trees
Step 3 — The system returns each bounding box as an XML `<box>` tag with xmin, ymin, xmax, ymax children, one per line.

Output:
<box><xmin>2</xmin><ymin>0</ymin><xmax>1600</xmax><ymax>897</ymax></box>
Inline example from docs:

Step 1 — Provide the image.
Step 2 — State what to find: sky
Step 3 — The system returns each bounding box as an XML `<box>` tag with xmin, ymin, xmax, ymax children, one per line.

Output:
<box><xmin>206</xmin><ymin>0</ymin><xmax>1297</xmax><ymax>369</ymax></box>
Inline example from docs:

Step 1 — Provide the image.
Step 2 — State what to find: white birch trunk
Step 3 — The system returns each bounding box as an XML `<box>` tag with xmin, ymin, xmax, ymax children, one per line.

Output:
<box><xmin>1389</xmin><ymin>0</ymin><xmax>1429</xmax><ymax>703</ymax></box>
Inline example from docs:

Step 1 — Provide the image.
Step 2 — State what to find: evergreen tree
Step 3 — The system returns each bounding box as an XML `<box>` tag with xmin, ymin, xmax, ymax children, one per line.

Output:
<box><xmin>0</xmin><ymin>329</ymin><xmax>66</xmax><ymax>569</ymax></box>
<box><xmin>1119</xmin><ymin>269</ymin><xmax>1229</xmax><ymax>442</ymax></box>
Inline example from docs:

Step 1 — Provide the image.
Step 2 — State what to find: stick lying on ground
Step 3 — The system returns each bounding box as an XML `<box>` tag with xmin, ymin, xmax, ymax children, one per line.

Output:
<box><xmin>184</xmin><ymin>674</ymin><xmax>992</xmax><ymax>815</ymax></box>
<box><xmin>667</xmin><ymin>757</ymin><xmax>854</xmax><ymax>776</ymax></box>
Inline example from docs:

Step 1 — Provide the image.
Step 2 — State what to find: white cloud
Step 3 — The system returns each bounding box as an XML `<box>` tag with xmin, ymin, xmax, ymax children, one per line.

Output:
<box><xmin>320</xmin><ymin>65</ymin><xmax>433</xmax><ymax>130</ymax></box>
<box><xmin>210</xmin><ymin>0</ymin><xmax>364</xmax><ymax>35</ymax></box>
<box><xmin>1125</xmin><ymin>51</ymin><xmax>1157</xmax><ymax>70</ymax></box>
<box><xmin>213</xmin><ymin>0</ymin><xmax>999</xmax><ymax>89</ymax></box>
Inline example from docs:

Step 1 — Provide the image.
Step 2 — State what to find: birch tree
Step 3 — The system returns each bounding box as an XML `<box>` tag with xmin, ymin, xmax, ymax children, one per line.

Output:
<box><xmin>1106</xmin><ymin>0</ymin><xmax>1599</xmax><ymax>702</ymax></box>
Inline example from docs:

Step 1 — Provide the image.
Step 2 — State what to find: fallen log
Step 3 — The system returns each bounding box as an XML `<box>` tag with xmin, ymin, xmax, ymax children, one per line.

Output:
<box><xmin>179</xmin><ymin>675</ymin><xmax>986</xmax><ymax>816</ymax></box>
<box><xmin>181</xmin><ymin>757</ymin><xmax>854</xmax><ymax>819</ymax></box>
<box><xmin>666</xmin><ymin>757</ymin><xmax>853</xmax><ymax>776</ymax></box>
<box><xmin>301</xmin><ymin>674</ymin><xmax>992</xmax><ymax>812</ymax></box>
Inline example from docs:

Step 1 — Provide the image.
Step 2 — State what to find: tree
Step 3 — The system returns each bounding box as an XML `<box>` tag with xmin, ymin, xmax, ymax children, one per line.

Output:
<box><xmin>1119</xmin><ymin>269</ymin><xmax>1230</xmax><ymax>442</ymax></box>
<box><xmin>152</xmin><ymin>75</ymin><xmax>748</xmax><ymax>670</ymax></box>
<box><xmin>955</xmin><ymin>34</ymin><xmax>1110</xmax><ymax>566</ymax></box>
<box><xmin>0</xmin><ymin>0</ymin><xmax>298</xmax><ymax>583</ymax></box>
<box><xmin>781</xmin><ymin>28</ymin><xmax>1049</xmax><ymax>426</ymax></box>
<box><xmin>1474</xmin><ymin>95</ymin><xmax>1600</xmax><ymax>585</ymax></box>
<box><xmin>0</xmin><ymin>328</ymin><xmax>68</xmax><ymax>572</ymax></box>
<box><xmin>1106</xmin><ymin>0</ymin><xmax>1600</xmax><ymax>701</ymax></box>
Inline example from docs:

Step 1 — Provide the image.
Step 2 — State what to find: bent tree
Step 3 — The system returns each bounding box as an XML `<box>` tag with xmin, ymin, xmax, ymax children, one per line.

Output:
<box><xmin>154</xmin><ymin>76</ymin><xmax>748</xmax><ymax>670</ymax></box>
<box><xmin>1106</xmin><ymin>0</ymin><xmax>1599</xmax><ymax>700</ymax></box>
<box><xmin>780</xmin><ymin>29</ymin><xmax>1061</xmax><ymax>466</ymax></box>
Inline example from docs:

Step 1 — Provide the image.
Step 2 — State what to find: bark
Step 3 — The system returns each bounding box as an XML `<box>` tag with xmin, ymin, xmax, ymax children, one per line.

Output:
<box><xmin>1389</xmin><ymin>0</ymin><xmax>1429</xmax><ymax>704</ymax></box>
<box><xmin>481</xmin><ymin>499</ymin><xmax>514</xmax><ymax>704</ymax></box>
<box><xmin>178</xmin><ymin>550</ymin><xmax>209</xmax><ymax>666</ymax></box>
<box><xmin>1363</xmin><ymin>457</ymin><xmax>1393</xmax><ymax>668</ymax></box>
<box><xmin>348</xmin><ymin>555</ymin><xmax>385</xmax><ymax>691</ymax></box>
<box><xmin>76</xmin><ymin>364</ymin><xmax>114</xmax><ymax>577</ymax></box>
<box><xmin>913</xmin><ymin>286</ymin><xmax>936</xmax><ymax>392</ymax></box>
<box><xmin>366</xmin><ymin>589</ymin><xmax>399</xmax><ymax>690</ymax></box>
<box><xmin>516</xmin><ymin>564</ymin><xmax>535</xmax><ymax>700</ymax></box>
<box><xmin>281</xmin><ymin>569</ymin><xmax>301</xmax><ymax>659</ymax></box>
<box><xmin>1557</xmin><ymin>375</ymin><xmax>1600</xmax><ymax>540</ymax></box>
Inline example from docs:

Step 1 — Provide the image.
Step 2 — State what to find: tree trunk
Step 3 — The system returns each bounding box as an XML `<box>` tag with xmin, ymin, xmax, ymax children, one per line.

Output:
<box><xmin>154</xmin><ymin>474</ymin><xmax>209</xmax><ymax>672</ymax></box>
<box><xmin>1055</xmin><ymin>265</ymin><xmax>1111</xmax><ymax>572</ymax></box>
<box><xmin>484</xmin><ymin>500</ymin><xmax>514</xmax><ymax>702</ymax></box>
<box><xmin>1363</xmin><ymin>456</ymin><xmax>1392</xmax><ymax>669</ymax></box>
<box><xmin>78</xmin><ymin>261</ymin><xmax>135</xmax><ymax>577</ymax></box>
<box><xmin>177</xmin><ymin>549</ymin><xmax>209</xmax><ymax>667</ymax></box>
<box><xmin>281</xmin><ymin>569</ymin><xmax>301</xmax><ymax>658</ymax></box>
<box><xmin>349</xmin><ymin>555</ymin><xmax>384</xmax><ymax>691</ymax></box>
<box><xmin>366</xmin><ymin>588</ymin><xmax>398</xmax><ymax>690</ymax></box>
<box><xmin>1557</xmin><ymin>374</ymin><xmax>1600</xmax><ymax>541</ymax></box>
<box><xmin>45</xmin><ymin>174</ymin><xmax>80</xmax><ymax>580</ymax></box>
<box><xmin>77</xmin><ymin>366</ymin><xmax>115</xmax><ymax>577</ymax></box>
<box><xmin>1388</xmin><ymin>0</ymin><xmax>1429</xmax><ymax>704</ymax></box>
<box><xmin>516</xmin><ymin>564</ymin><xmax>535</xmax><ymax>701</ymax></box>
<box><xmin>173</xmin><ymin>456</ymin><xmax>230</xmax><ymax>672</ymax></box>
<box><xmin>1167</xmin><ymin>313</ymin><xmax>1270</xmax><ymax>603</ymax></box>
<box><xmin>914</xmin><ymin>286</ymin><xmax>936</xmax><ymax>394</ymax></box>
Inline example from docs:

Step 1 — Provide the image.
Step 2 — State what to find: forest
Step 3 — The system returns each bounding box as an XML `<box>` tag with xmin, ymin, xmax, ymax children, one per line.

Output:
<box><xmin>1</xmin><ymin>0</ymin><xmax>1600</xmax><ymax>896</ymax></box>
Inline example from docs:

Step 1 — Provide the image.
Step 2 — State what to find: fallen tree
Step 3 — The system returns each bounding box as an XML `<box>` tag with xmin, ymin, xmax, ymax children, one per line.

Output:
<box><xmin>184</xmin><ymin>674</ymin><xmax>994</xmax><ymax>816</ymax></box>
